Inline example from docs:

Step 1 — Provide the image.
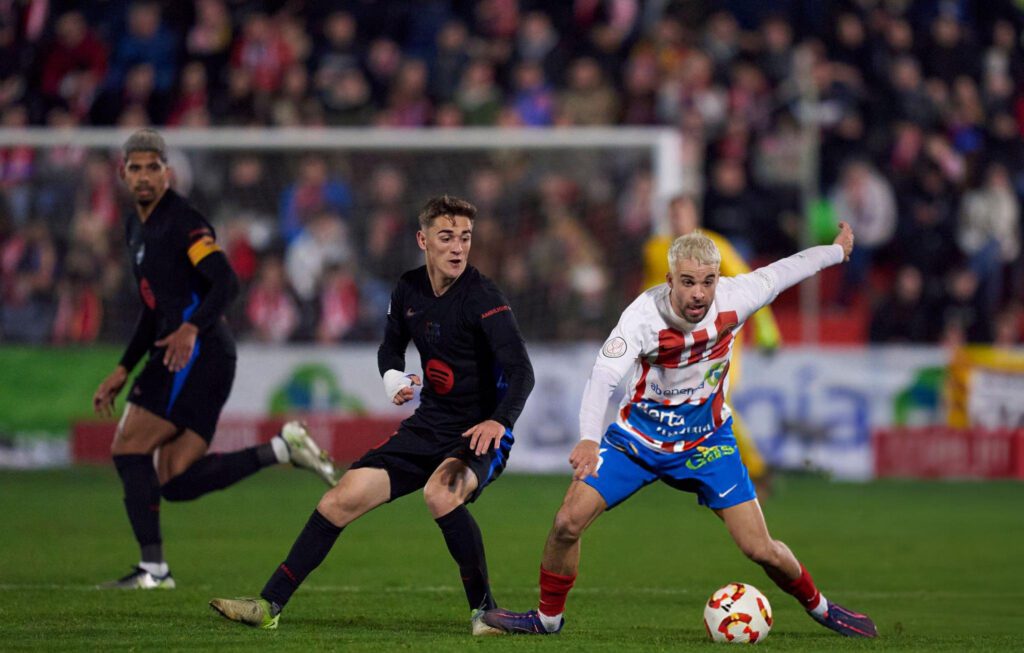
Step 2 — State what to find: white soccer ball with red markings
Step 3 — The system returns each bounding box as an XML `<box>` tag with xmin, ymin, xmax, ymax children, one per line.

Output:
<box><xmin>703</xmin><ymin>582</ymin><xmax>773</xmax><ymax>644</ymax></box>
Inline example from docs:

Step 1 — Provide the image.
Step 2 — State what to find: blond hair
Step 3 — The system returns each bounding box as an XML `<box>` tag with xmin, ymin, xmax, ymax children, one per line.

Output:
<box><xmin>668</xmin><ymin>231</ymin><xmax>721</xmax><ymax>270</ymax></box>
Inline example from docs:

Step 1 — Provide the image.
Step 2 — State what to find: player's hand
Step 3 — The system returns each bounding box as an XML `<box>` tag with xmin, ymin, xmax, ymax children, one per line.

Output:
<box><xmin>463</xmin><ymin>419</ymin><xmax>506</xmax><ymax>456</ymax></box>
<box><xmin>569</xmin><ymin>440</ymin><xmax>601</xmax><ymax>481</ymax></box>
<box><xmin>834</xmin><ymin>221</ymin><xmax>854</xmax><ymax>261</ymax></box>
<box><xmin>155</xmin><ymin>322</ymin><xmax>198</xmax><ymax>372</ymax></box>
<box><xmin>393</xmin><ymin>374</ymin><xmax>421</xmax><ymax>405</ymax></box>
<box><xmin>93</xmin><ymin>366</ymin><xmax>128</xmax><ymax>417</ymax></box>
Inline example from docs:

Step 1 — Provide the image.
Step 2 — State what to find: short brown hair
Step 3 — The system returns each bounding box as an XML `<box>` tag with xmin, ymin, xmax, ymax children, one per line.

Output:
<box><xmin>417</xmin><ymin>195</ymin><xmax>477</xmax><ymax>229</ymax></box>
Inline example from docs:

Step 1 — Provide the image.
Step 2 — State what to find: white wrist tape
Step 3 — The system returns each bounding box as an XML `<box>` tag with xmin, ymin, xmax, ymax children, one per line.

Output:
<box><xmin>383</xmin><ymin>369</ymin><xmax>415</xmax><ymax>401</ymax></box>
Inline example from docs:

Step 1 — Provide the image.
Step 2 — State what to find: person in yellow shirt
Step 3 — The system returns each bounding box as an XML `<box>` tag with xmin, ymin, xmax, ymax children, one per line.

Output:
<box><xmin>643</xmin><ymin>194</ymin><xmax>779</xmax><ymax>488</ymax></box>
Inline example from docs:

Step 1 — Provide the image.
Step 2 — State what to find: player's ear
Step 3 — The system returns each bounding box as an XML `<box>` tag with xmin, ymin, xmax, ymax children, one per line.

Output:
<box><xmin>416</xmin><ymin>229</ymin><xmax>427</xmax><ymax>251</ymax></box>
<box><xmin>117</xmin><ymin>162</ymin><xmax>126</xmax><ymax>181</ymax></box>
<box><xmin>665</xmin><ymin>271</ymin><xmax>673</xmax><ymax>287</ymax></box>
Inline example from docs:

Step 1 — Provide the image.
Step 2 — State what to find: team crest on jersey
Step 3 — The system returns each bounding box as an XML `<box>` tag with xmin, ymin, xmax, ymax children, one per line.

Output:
<box><xmin>135</xmin><ymin>243</ymin><xmax>145</xmax><ymax>265</ymax></box>
<box><xmin>425</xmin><ymin>321</ymin><xmax>441</xmax><ymax>343</ymax></box>
<box><xmin>602</xmin><ymin>336</ymin><xmax>627</xmax><ymax>358</ymax></box>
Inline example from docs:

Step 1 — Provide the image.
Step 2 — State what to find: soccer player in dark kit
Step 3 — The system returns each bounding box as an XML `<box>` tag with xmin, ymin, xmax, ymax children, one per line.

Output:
<box><xmin>94</xmin><ymin>129</ymin><xmax>338</xmax><ymax>589</ymax></box>
<box><xmin>210</xmin><ymin>195</ymin><xmax>535</xmax><ymax>634</ymax></box>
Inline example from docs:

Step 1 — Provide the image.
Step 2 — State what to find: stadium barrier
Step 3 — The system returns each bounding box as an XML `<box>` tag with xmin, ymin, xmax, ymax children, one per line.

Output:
<box><xmin>873</xmin><ymin>427</ymin><xmax>1024</xmax><ymax>479</ymax></box>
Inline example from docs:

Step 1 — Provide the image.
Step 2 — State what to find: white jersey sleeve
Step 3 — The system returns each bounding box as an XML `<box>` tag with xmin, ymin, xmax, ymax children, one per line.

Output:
<box><xmin>724</xmin><ymin>244</ymin><xmax>845</xmax><ymax>319</ymax></box>
<box><xmin>578</xmin><ymin>292</ymin><xmax>652</xmax><ymax>442</ymax></box>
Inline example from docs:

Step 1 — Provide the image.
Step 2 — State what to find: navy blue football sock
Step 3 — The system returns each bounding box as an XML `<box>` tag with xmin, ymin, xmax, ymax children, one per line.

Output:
<box><xmin>261</xmin><ymin>510</ymin><xmax>343</xmax><ymax>609</ymax></box>
<box><xmin>112</xmin><ymin>454</ymin><xmax>163</xmax><ymax>563</ymax></box>
<box><xmin>436</xmin><ymin>505</ymin><xmax>496</xmax><ymax>610</ymax></box>
<box><xmin>160</xmin><ymin>446</ymin><xmax>269</xmax><ymax>502</ymax></box>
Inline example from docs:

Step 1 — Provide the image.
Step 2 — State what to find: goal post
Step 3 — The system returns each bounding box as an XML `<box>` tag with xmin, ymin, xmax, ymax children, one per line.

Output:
<box><xmin>0</xmin><ymin>127</ymin><xmax>689</xmax><ymax>344</ymax></box>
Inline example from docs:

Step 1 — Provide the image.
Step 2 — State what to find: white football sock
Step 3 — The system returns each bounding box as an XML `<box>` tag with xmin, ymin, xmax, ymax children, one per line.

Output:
<box><xmin>271</xmin><ymin>435</ymin><xmax>290</xmax><ymax>464</ymax></box>
<box><xmin>539</xmin><ymin>612</ymin><xmax>562</xmax><ymax>632</ymax></box>
<box><xmin>808</xmin><ymin>593</ymin><xmax>829</xmax><ymax>618</ymax></box>
<box><xmin>139</xmin><ymin>561</ymin><xmax>169</xmax><ymax>577</ymax></box>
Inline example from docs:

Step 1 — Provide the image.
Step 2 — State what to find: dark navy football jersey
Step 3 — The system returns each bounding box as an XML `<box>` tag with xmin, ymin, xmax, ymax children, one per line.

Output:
<box><xmin>124</xmin><ymin>188</ymin><xmax>235</xmax><ymax>356</ymax></box>
<box><xmin>378</xmin><ymin>265</ymin><xmax>533</xmax><ymax>435</ymax></box>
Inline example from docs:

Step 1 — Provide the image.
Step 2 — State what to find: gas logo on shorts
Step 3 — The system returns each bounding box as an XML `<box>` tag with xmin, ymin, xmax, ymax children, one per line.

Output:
<box><xmin>685</xmin><ymin>444</ymin><xmax>736</xmax><ymax>470</ymax></box>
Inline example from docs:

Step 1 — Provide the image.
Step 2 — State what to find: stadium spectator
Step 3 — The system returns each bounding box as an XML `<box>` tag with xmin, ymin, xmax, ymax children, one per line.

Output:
<box><xmin>510</xmin><ymin>61</ymin><xmax>555</xmax><ymax>126</ymax></box>
<box><xmin>230</xmin><ymin>13</ymin><xmax>293</xmax><ymax>96</ymax></box>
<box><xmin>285</xmin><ymin>209</ymin><xmax>353</xmax><ymax>328</ymax></box>
<box><xmin>103</xmin><ymin>2</ymin><xmax>178</xmax><ymax>95</ymax></box>
<box><xmin>278</xmin><ymin>154</ymin><xmax>352</xmax><ymax>244</ymax></box>
<box><xmin>245</xmin><ymin>256</ymin><xmax>299</xmax><ymax>344</ymax></box>
<box><xmin>456</xmin><ymin>59</ymin><xmax>502</xmax><ymax>125</ymax></box>
<box><xmin>0</xmin><ymin>220</ymin><xmax>58</xmax><ymax>342</ymax></box>
<box><xmin>558</xmin><ymin>57</ymin><xmax>619</xmax><ymax>125</ymax></box>
<box><xmin>39</xmin><ymin>11</ymin><xmax>107</xmax><ymax>119</ymax></box>
<box><xmin>869</xmin><ymin>265</ymin><xmax>934</xmax><ymax>343</ymax></box>
<box><xmin>829</xmin><ymin>160</ymin><xmax>896</xmax><ymax>305</ymax></box>
<box><xmin>956</xmin><ymin>162</ymin><xmax>1020</xmax><ymax>316</ymax></box>
<box><xmin>185</xmin><ymin>0</ymin><xmax>233</xmax><ymax>87</ymax></box>
<box><xmin>429</xmin><ymin>20</ymin><xmax>469</xmax><ymax>102</ymax></box>
<box><xmin>315</xmin><ymin>263</ymin><xmax>360</xmax><ymax>343</ymax></box>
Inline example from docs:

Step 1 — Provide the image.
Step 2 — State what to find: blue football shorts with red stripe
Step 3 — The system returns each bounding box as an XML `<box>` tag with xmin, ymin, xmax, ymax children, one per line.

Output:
<box><xmin>583</xmin><ymin>418</ymin><xmax>756</xmax><ymax>510</ymax></box>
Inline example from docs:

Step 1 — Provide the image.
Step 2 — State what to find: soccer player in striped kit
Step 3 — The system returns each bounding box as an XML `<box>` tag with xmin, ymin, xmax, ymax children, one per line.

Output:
<box><xmin>483</xmin><ymin>222</ymin><xmax>878</xmax><ymax>638</ymax></box>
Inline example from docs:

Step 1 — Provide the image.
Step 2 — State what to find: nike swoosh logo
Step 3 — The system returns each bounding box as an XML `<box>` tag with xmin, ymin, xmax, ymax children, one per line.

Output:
<box><xmin>406</xmin><ymin>308</ymin><xmax>417</xmax><ymax>317</ymax></box>
<box><xmin>718</xmin><ymin>484</ymin><xmax>738</xmax><ymax>498</ymax></box>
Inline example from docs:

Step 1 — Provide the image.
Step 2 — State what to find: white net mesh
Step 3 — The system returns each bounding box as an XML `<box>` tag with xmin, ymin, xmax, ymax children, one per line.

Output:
<box><xmin>0</xmin><ymin>127</ymin><xmax>686</xmax><ymax>344</ymax></box>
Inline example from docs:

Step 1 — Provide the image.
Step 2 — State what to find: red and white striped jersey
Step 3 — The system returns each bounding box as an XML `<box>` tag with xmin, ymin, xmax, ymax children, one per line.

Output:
<box><xmin>580</xmin><ymin>245</ymin><xmax>845</xmax><ymax>453</ymax></box>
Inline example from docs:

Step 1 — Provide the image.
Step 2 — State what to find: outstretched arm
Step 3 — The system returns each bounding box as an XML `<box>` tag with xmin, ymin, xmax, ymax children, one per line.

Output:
<box><xmin>737</xmin><ymin>222</ymin><xmax>854</xmax><ymax>313</ymax></box>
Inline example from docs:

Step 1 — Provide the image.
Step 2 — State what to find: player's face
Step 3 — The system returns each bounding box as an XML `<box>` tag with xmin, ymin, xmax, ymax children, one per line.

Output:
<box><xmin>667</xmin><ymin>258</ymin><xmax>719</xmax><ymax>324</ymax></box>
<box><xmin>418</xmin><ymin>214</ymin><xmax>473</xmax><ymax>281</ymax></box>
<box><xmin>121</xmin><ymin>151</ymin><xmax>170</xmax><ymax>207</ymax></box>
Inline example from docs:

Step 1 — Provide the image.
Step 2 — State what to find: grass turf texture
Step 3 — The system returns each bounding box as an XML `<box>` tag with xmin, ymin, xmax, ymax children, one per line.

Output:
<box><xmin>1</xmin><ymin>469</ymin><xmax>1021</xmax><ymax>651</ymax></box>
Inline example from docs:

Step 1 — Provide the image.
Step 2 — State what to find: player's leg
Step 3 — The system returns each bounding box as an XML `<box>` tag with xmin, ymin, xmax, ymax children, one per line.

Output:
<box><xmin>164</xmin><ymin>349</ymin><xmax>337</xmax><ymax>493</ymax></box>
<box><xmin>155</xmin><ymin>423</ymin><xmax>336</xmax><ymax>501</ymax></box>
<box><xmin>210</xmin><ymin>466</ymin><xmax>391</xmax><ymax>629</ymax></box>
<box><xmin>482</xmin><ymin>480</ymin><xmax>607</xmax><ymax>634</ymax></box>
<box><xmin>100</xmin><ymin>402</ymin><xmax>180</xmax><ymax>589</ymax></box>
<box><xmin>424</xmin><ymin>457</ymin><xmax>497</xmax><ymax>615</ymax></box>
<box><xmin>716</xmin><ymin>500</ymin><xmax>878</xmax><ymax>638</ymax></box>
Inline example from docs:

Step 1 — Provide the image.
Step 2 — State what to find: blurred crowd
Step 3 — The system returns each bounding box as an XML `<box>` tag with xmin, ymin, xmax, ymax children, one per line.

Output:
<box><xmin>1</xmin><ymin>0</ymin><xmax>1023</xmax><ymax>346</ymax></box>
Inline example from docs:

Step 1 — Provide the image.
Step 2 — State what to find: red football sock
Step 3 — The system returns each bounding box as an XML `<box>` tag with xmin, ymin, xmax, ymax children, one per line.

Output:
<box><xmin>538</xmin><ymin>566</ymin><xmax>576</xmax><ymax>617</ymax></box>
<box><xmin>777</xmin><ymin>563</ymin><xmax>822</xmax><ymax>611</ymax></box>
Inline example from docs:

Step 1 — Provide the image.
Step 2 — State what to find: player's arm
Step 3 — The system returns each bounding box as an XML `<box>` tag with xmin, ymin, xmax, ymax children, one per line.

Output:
<box><xmin>573</xmin><ymin>305</ymin><xmax>644</xmax><ymax>480</ymax></box>
<box><xmin>463</xmin><ymin>288</ymin><xmax>535</xmax><ymax>455</ymax></box>
<box><xmin>733</xmin><ymin>222</ymin><xmax>853</xmax><ymax>316</ymax></box>
<box><xmin>157</xmin><ymin>223</ymin><xmax>240</xmax><ymax>372</ymax></box>
<box><xmin>93</xmin><ymin>307</ymin><xmax>157</xmax><ymax>416</ymax></box>
<box><xmin>713</xmin><ymin>232</ymin><xmax>781</xmax><ymax>350</ymax></box>
<box><xmin>377</xmin><ymin>282</ymin><xmax>418</xmax><ymax>405</ymax></box>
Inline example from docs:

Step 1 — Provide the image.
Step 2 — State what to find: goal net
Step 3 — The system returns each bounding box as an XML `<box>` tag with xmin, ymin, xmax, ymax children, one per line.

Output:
<box><xmin>0</xmin><ymin>127</ymin><xmax>687</xmax><ymax>345</ymax></box>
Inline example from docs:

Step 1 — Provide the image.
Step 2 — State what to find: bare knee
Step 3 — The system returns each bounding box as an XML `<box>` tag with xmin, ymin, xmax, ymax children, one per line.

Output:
<box><xmin>741</xmin><ymin>538</ymin><xmax>786</xmax><ymax>567</ymax></box>
<box><xmin>423</xmin><ymin>479</ymin><xmax>464</xmax><ymax>518</ymax></box>
<box><xmin>550</xmin><ymin>508</ymin><xmax>587</xmax><ymax>545</ymax></box>
<box><xmin>111</xmin><ymin>426</ymin><xmax>153</xmax><ymax>456</ymax></box>
<box><xmin>317</xmin><ymin>485</ymin><xmax>376</xmax><ymax>527</ymax></box>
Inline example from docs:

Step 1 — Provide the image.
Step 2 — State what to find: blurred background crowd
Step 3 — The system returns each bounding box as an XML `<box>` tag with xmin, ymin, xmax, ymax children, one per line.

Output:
<box><xmin>1</xmin><ymin>0</ymin><xmax>1022</xmax><ymax>346</ymax></box>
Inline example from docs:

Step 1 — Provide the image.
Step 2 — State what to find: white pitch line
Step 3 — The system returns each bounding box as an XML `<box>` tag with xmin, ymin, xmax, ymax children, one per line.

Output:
<box><xmin>2</xmin><ymin>584</ymin><xmax>1024</xmax><ymax>600</ymax></box>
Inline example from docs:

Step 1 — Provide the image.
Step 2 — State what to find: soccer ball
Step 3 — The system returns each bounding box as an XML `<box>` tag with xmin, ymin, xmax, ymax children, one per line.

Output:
<box><xmin>703</xmin><ymin>582</ymin><xmax>773</xmax><ymax>644</ymax></box>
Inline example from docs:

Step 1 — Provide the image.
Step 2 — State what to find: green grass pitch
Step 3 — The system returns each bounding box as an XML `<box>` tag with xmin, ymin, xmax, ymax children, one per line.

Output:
<box><xmin>1</xmin><ymin>468</ymin><xmax>1022</xmax><ymax>651</ymax></box>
